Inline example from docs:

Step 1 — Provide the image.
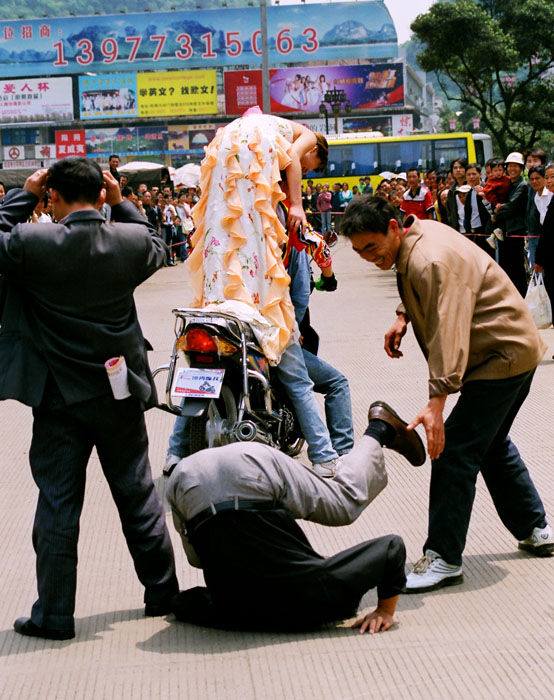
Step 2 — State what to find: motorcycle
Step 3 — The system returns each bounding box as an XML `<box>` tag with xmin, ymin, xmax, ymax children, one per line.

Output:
<box><xmin>152</xmin><ymin>307</ymin><xmax>305</xmax><ymax>457</ymax></box>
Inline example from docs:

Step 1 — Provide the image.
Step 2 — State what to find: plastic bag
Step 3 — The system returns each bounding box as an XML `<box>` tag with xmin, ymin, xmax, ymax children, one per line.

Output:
<box><xmin>525</xmin><ymin>272</ymin><xmax>552</xmax><ymax>329</ymax></box>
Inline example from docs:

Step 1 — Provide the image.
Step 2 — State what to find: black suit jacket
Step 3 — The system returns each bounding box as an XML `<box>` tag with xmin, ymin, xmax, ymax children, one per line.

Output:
<box><xmin>464</xmin><ymin>189</ymin><xmax>491</xmax><ymax>233</ymax></box>
<box><xmin>0</xmin><ymin>189</ymin><xmax>168</xmax><ymax>408</ymax></box>
<box><xmin>493</xmin><ymin>176</ymin><xmax>528</xmax><ymax>234</ymax></box>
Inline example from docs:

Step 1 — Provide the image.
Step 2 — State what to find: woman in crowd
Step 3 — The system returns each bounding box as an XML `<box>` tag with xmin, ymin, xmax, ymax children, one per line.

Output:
<box><xmin>534</xmin><ymin>163</ymin><xmax>554</xmax><ymax>310</ymax></box>
<box><xmin>339</xmin><ymin>182</ymin><xmax>353</xmax><ymax>210</ymax></box>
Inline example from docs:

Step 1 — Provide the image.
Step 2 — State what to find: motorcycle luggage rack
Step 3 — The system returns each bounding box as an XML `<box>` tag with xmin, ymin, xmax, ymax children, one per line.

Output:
<box><xmin>153</xmin><ymin>307</ymin><xmax>272</xmax><ymax>419</ymax></box>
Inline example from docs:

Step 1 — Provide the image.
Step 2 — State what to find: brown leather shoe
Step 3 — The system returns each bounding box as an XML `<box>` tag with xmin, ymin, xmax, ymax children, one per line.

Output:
<box><xmin>367</xmin><ymin>401</ymin><xmax>426</xmax><ymax>467</ymax></box>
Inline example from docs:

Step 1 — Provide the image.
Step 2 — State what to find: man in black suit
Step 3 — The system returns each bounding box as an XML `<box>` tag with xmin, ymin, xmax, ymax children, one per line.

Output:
<box><xmin>0</xmin><ymin>157</ymin><xmax>178</xmax><ymax>640</ymax></box>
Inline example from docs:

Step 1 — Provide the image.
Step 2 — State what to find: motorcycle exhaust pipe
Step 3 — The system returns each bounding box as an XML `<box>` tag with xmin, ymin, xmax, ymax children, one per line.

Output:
<box><xmin>235</xmin><ymin>420</ymin><xmax>258</xmax><ymax>441</ymax></box>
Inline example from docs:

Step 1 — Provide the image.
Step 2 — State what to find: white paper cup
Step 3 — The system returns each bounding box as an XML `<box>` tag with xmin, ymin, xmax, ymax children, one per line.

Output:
<box><xmin>104</xmin><ymin>356</ymin><xmax>131</xmax><ymax>400</ymax></box>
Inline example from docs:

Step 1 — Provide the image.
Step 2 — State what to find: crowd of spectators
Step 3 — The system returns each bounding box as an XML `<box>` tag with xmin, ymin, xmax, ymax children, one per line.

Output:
<box><xmin>301</xmin><ymin>147</ymin><xmax>554</xmax><ymax>310</ymax></box>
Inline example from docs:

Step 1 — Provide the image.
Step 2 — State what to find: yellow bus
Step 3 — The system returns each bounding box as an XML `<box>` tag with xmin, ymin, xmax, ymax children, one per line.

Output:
<box><xmin>305</xmin><ymin>132</ymin><xmax>493</xmax><ymax>189</ymax></box>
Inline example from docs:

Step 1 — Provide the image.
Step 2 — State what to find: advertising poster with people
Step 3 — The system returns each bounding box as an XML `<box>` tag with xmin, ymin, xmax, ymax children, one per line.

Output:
<box><xmin>79</xmin><ymin>74</ymin><xmax>137</xmax><ymax>120</ymax></box>
<box><xmin>224</xmin><ymin>63</ymin><xmax>404</xmax><ymax>116</ymax></box>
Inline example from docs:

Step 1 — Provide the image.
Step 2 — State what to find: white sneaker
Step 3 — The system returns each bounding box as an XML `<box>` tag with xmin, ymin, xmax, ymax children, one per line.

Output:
<box><xmin>493</xmin><ymin>227</ymin><xmax>504</xmax><ymax>241</ymax></box>
<box><xmin>486</xmin><ymin>234</ymin><xmax>497</xmax><ymax>250</ymax></box>
<box><xmin>312</xmin><ymin>458</ymin><xmax>340</xmax><ymax>478</ymax></box>
<box><xmin>163</xmin><ymin>452</ymin><xmax>181</xmax><ymax>477</ymax></box>
<box><xmin>518</xmin><ymin>524</ymin><xmax>554</xmax><ymax>557</ymax></box>
<box><xmin>404</xmin><ymin>549</ymin><xmax>464</xmax><ymax>593</ymax></box>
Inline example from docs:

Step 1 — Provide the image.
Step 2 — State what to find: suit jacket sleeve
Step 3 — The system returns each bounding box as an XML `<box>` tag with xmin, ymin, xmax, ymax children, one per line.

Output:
<box><xmin>0</xmin><ymin>189</ymin><xmax>39</xmax><ymax>274</ymax></box>
<box><xmin>494</xmin><ymin>179</ymin><xmax>527</xmax><ymax>225</ymax></box>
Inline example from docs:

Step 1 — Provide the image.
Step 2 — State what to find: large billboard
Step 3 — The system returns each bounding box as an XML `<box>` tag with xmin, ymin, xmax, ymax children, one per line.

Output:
<box><xmin>0</xmin><ymin>2</ymin><xmax>397</xmax><ymax>77</ymax></box>
<box><xmin>224</xmin><ymin>63</ymin><xmax>404</xmax><ymax>116</ymax></box>
<box><xmin>0</xmin><ymin>77</ymin><xmax>73</xmax><ymax>123</ymax></box>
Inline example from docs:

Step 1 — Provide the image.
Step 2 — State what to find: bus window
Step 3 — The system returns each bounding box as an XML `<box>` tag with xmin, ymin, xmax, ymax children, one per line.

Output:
<box><xmin>307</xmin><ymin>143</ymin><xmax>377</xmax><ymax>179</ymax></box>
<box><xmin>378</xmin><ymin>140</ymin><xmax>433</xmax><ymax>172</ymax></box>
<box><xmin>433</xmin><ymin>138</ymin><xmax>467</xmax><ymax>169</ymax></box>
<box><xmin>474</xmin><ymin>139</ymin><xmax>485</xmax><ymax>166</ymax></box>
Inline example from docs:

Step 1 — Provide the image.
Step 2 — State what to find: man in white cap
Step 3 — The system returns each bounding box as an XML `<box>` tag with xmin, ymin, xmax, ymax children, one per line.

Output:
<box><xmin>491</xmin><ymin>152</ymin><xmax>528</xmax><ymax>296</ymax></box>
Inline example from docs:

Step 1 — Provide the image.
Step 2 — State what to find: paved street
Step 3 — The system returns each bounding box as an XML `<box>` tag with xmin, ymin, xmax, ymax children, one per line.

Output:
<box><xmin>1</xmin><ymin>238</ymin><xmax>554</xmax><ymax>699</ymax></box>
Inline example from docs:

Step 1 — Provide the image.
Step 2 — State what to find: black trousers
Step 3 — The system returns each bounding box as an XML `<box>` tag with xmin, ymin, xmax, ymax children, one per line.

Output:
<box><xmin>497</xmin><ymin>235</ymin><xmax>527</xmax><ymax>297</ymax></box>
<box><xmin>29</xmin><ymin>379</ymin><xmax>178</xmax><ymax>631</ymax></box>
<box><xmin>172</xmin><ymin>509</ymin><xmax>406</xmax><ymax>631</ymax></box>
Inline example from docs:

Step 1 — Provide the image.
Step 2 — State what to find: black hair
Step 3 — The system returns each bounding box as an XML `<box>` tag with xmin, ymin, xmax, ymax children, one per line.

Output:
<box><xmin>466</xmin><ymin>162</ymin><xmax>482</xmax><ymax>173</ymax></box>
<box><xmin>528</xmin><ymin>165</ymin><xmax>545</xmax><ymax>178</ymax></box>
<box><xmin>47</xmin><ymin>157</ymin><xmax>103</xmax><ymax>205</ymax></box>
<box><xmin>406</xmin><ymin>167</ymin><xmax>419</xmax><ymax>176</ymax></box>
<box><xmin>488</xmin><ymin>157</ymin><xmax>505</xmax><ymax>170</ymax></box>
<box><xmin>109</xmin><ymin>154</ymin><xmax>119</xmax><ymax>161</ymax></box>
<box><xmin>340</xmin><ymin>195</ymin><xmax>401</xmax><ymax>239</ymax></box>
<box><xmin>525</xmin><ymin>148</ymin><xmax>546</xmax><ymax>165</ymax></box>
<box><xmin>121</xmin><ymin>186</ymin><xmax>134</xmax><ymax>198</ymax></box>
<box><xmin>449</xmin><ymin>157</ymin><xmax>468</xmax><ymax>173</ymax></box>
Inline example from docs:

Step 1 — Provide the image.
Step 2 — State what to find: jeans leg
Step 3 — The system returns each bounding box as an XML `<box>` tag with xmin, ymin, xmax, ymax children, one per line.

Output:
<box><xmin>167</xmin><ymin>399</ymin><xmax>190</xmax><ymax>458</ymax></box>
<box><xmin>424</xmin><ymin>371</ymin><xmax>544</xmax><ymax>565</ymax></box>
<box><xmin>275</xmin><ymin>342</ymin><xmax>337</xmax><ymax>464</ymax></box>
<box><xmin>527</xmin><ymin>236</ymin><xmax>539</xmax><ymax>268</ymax></box>
<box><xmin>302</xmin><ymin>349</ymin><xmax>354</xmax><ymax>455</ymax></box>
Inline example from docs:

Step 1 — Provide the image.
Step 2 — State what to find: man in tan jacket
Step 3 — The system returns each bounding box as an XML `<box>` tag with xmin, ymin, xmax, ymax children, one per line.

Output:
<box><xmin>341</xmin><ymin>196</ymin><xmax>553</xmax><ymax>593</ymax></box>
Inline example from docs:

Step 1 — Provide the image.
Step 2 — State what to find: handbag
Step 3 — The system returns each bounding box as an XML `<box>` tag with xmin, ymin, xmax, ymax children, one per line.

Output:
<box><xmin>525</xmin><ymin>272</ymin><xmax>552</xmax><ymax>329</ymax></box>
<box><xmin>183</xmin><ymin>217</ymin><xmax>194</xmax><ymax>233</ymax></box>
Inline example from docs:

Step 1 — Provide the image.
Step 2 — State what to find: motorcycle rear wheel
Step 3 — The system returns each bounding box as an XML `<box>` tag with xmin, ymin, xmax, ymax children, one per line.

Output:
<box><xmin>188</xmin><ymin>385</ymin><xmax>238</xmax><ymax>454</ymax></box>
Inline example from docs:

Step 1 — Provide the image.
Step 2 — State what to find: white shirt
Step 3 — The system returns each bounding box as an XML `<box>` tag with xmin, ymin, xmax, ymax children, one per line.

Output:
<box><xmin>535</xmin><ymin>188</ymin><xmax>553</xmax><ymax>225</ymax></box>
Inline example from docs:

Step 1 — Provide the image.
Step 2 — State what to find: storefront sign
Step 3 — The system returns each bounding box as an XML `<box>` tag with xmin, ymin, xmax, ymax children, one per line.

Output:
<box><xmin>55</xmin><ymin>129</ymin><xmax>86</xmax><ymax>158</ymax></box>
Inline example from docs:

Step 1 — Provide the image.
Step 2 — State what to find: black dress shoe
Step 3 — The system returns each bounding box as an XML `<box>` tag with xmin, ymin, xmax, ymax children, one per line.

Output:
<box><xmin>144</xmin><ymin>600</ymin><xmax>174</xmax><ymax>617</ymax></box>
<box><xmin>367</xmin><ymin>401</ymin><xmax>426</xmax><ymax>467</ymax></box>
<box><xmin>14</xmin><ymin>617</ymin><xmax>75</xmax><ymax>640</ymax></box>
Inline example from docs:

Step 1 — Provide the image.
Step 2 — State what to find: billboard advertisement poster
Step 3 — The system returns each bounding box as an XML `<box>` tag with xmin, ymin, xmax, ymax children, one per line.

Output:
<box><xmin>224</xmin><ymin>64</ymin><xmax>403</xmax><ymax>116</ymax></box>
<box><xmin>343</xmin><ymin>116</ymin><xmax>392</xmax><ymax>136</ymax></box>
<box><xmin>0</xmin><ymin>77</ymin><xmax>73</xmax><ymax>123</ymax></box>
<box><xmin>137</xmin><ymin>71</ymin><xmax>217</xmax><ymax>117</ymax></box>
<box><xmin>0</xmin><ymin>3</ymin><xmax>397</xmax><ymax>77</ymax></box>
<box><xmin>79</xmin><ymin>74</ymin><xmax>138</xmax><ymax>120</ymax></box>
<box><xmin>85</xmin><ymin>127</ymin><xmax>139</xmax><ymax>155</ymax></box>
<box><xmin>168</xmin><ymin>126</ymin><xmax>190</xmax><ymax>153</ymax></box>
<box><xmin>270</xmin><ymin>64</ymin><xmax>404</xmax><ymax>113</ymax></box>
<box><xmin>223</xmin><ymin>70</ymin><xmax>263</xmax><ymax>116</ymax></box>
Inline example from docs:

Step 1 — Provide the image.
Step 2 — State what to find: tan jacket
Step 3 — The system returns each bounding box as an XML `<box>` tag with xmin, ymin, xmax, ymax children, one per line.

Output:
<box><xmin>397</xmin><ymin>216</ymin><xmax>546</xmax><ymax>398</ymax></box>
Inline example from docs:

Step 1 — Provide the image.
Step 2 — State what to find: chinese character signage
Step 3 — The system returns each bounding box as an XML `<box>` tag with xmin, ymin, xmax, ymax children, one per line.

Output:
<box><xmin>0</xmin><ymin>77</ymin><xmax>73</xmax><ymax>123</ymax></box>
<box><xmin>79</xmin><ymin>74</ymin><xmax>138</xmax><ymax>120</ymax></box>
<box><xmin>224</xmin><ymin>63</ymin><xmax>404</xmax><ymax>116</ymax></box>
<box><xmin>55</xmin><ymin>130</ymin><xmax>86</xmax><ymax>158</ymax></box>
<box><xmin>392</xmin><ymin>114</ymin><xmax>413</xmax><ymax>136</ymax></box>
<box><xmin>137</xmin><ymin>70</ymin><xmax>217</xmax><ymax>117</ymax></box>
<box><xmin>0</xmin><ymin>2</ymin><xmax>397</xmax><ymax>77</ymax></box>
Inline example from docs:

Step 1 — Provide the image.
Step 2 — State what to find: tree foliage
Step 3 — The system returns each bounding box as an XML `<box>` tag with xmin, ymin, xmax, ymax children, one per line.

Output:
<box><xmin>411</xmin><ymin>0</ymin><xmax>554</xmax><ymax>155</ymax></box>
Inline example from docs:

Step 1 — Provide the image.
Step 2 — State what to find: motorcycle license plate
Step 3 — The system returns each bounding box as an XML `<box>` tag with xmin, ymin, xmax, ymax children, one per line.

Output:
<box><xmin>171</xmin><ymin>368</ymin><xmax>225</xmax><ymax>399</ymax></box>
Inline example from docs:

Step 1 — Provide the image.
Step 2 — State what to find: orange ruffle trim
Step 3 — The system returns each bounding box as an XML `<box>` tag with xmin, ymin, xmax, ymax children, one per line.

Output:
<box><xmin>187</xmin><ymin>124</ymin><xmax>297</xmax><ymax>362</ymax></box>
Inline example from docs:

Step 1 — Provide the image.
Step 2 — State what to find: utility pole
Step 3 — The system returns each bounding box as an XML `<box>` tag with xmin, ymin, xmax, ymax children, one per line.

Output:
<box><xmin>259</xmin><ymin>0</ymin><xmax>270</xmax><ymax>113</ymax></box>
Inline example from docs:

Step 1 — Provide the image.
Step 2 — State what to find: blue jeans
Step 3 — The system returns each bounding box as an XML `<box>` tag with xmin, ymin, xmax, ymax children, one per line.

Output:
<box><xmin>320</xmin><ymin>210</ymin><xmax>331</xmax><ymax>232</ymax></box>
<box><xmin>302</xmin><ymin>349</ymin><xmax>354</xmax><ymax>455</ymax></box>
<box><xmin>168</xmin><ymin>343</ymin><xmax>338</xmax><ymax>464</ymax></box>
<box><xmin>425</xmin><ymin>370</ymin><xmax>546</xmax><ymax>566</ymax></box>
<box><xmin>275</xmin><ymin>342</ymin><xmax>337</xmax><ymax>464</ymax></box>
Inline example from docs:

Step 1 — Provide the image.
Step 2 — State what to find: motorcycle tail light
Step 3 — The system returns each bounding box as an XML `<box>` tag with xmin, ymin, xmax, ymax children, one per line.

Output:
<box><xmin>184</xmin><ymin>328</ymin><xmax>218</xmax><ymax>353</ymax></box>
<box><xmin>214</xmin><ymin>337</ymin><xmax>238</xmax><ymax>356</ymax></box>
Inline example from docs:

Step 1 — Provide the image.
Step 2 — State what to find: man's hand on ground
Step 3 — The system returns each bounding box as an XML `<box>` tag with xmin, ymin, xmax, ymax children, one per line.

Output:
<box><xmin>407</xmin><ymin>395</ymin><xmax>447</xmax><ymax>461</ymax></box>
<box><xmin>352</xmin><ymin>596</ymin><xmax>398</xmax><ymax>634</ymax></box>
<box><xmin>384</xmin><ymin>314</ymin><xmax>408</xmax><ymax>358</ymax></box>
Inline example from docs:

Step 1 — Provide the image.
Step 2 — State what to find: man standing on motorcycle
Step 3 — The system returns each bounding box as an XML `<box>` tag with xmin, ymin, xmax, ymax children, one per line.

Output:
<box><xmin>165</xmin><ymin>401</ymin><xmax>425</xmax><ymax>632</ymax></box>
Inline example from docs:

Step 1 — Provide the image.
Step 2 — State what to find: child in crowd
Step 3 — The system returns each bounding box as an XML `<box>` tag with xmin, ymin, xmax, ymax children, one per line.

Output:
<box><xmin>483</xmin><ymin>158</ymin><xmax>511</xmax><ymax>249</ymax></box>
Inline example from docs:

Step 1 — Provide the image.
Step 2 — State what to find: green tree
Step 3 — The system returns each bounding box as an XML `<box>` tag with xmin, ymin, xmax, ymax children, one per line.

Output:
<box><xmin>411</xmin><ymin>0</ymin><xmax>554</xmax><ymax>156</ymax></box>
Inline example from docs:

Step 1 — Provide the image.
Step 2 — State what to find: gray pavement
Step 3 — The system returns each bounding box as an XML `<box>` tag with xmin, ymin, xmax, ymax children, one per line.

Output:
<box><xmin>1</xmin><ymin>238</ymin><xmax>554</xmax><ymax>699</ymax></box>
